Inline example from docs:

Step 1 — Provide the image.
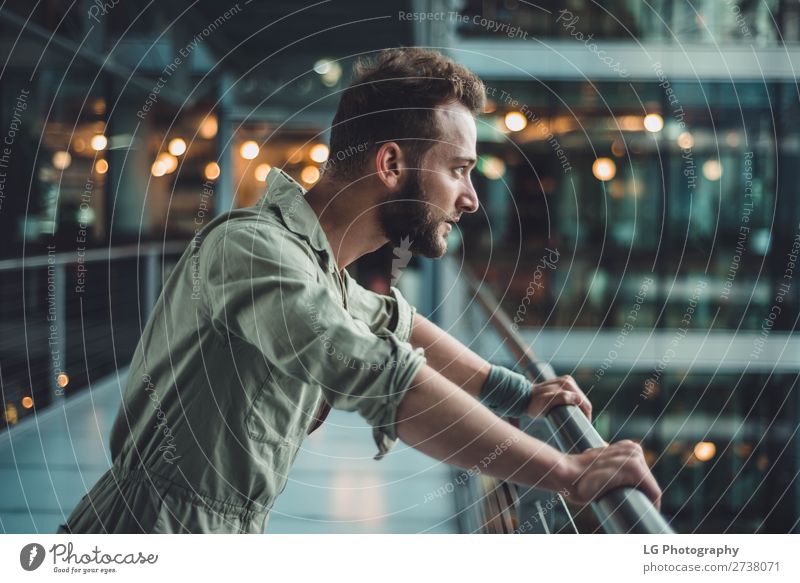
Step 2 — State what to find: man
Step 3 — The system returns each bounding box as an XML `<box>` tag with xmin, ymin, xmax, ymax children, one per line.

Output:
<box><xmin>58</xmin><ymin>48</ymin><xmax>661</xmax><ymax>534</ymax></box>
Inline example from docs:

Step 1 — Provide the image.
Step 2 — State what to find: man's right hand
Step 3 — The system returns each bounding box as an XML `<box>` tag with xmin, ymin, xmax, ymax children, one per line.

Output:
<box><xmin>565</xmin><ymin>440</ymin><xmax>662</xmax><ymax>510</ymax></box>
<box><xmin>397</xmin><ymin>363</ymin><xmax>664</xmax><ymax>513</ymax></box>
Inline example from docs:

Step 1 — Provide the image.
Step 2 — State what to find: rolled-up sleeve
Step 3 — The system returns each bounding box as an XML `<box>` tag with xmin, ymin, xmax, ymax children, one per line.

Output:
<box><xmin>343</xmin><ymin>271</ymin><xmax>416</xmax><ymax>343</ymax></box>
<box><xmin>200</xmin><ymin>223</ymin><xmax>426</xmax><ymax>455</ymax></box>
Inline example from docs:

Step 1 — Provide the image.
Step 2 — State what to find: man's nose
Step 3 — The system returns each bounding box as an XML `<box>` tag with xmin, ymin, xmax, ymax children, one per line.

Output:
<box><xmin>458</xmin><ymin>180</ymin><xmax>480</xmax><ymax>214</ymax></box>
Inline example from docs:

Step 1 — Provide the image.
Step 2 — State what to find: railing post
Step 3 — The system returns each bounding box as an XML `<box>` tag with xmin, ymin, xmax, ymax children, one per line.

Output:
<box><xmin>514</xmin><ymin>417</ymin><xmax>577</xmax><ymax>534</ymax></box>
<box><xmin>144</xmin><ymin>249</ymin><xmax>158</xmax><ymax>320</ymax></box>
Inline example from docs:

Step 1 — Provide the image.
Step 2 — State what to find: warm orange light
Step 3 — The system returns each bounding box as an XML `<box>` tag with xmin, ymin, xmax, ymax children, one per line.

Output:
<box><xmin>4</xmin><ymin>403</ymin><xmax>18</xmax><ymax>425</ymax></box>
<box><xmin>57</xmin><ymin>373</ymin><xmax>69</xmax><ymax>388</ymax></box>
<box><xmin>693</xmin><ymin>441</ymin><xmax>716</xmax><ymax>462</ymax></box>
<box><xmin>151</xmin><ymin>160</ymin><xmax>167</xmax><ymax>177</ymax></box>
<box><xmin>168</xmin><ymin>138</ymin><xmax>187</xmax><ymax>156</ymax></box>
<box><xmin>157</xmin><ymin>152</ymin><xmax>178</xmax><ymax>174</ymax></box>
<box><xmin>91</xmin><ymin>134</ymin><xmax>107</xmax><ymax>151</ymax></box>
<box><xmin>95</xmin><ymin>159</ymin><xmax>108</xmax><ymax>174</ymax></box>
<box><xmin>314</xmin><ymin>59</ymin><xmax>342</xmax><ymax>86</ymax></box>
<box><xmin>592</xmin><ymin>157</ymin><xmax>617</xmax><ymax>181</ymax></box>
<box><xmin>21</xmin><ymin>396</ymin><xmax>33</xmax><ymax>409</ymax></box>
<box><xmin>702</xmin><ymin>159</ymin><xmax>722</xmax><ymax>181</ymax></box>
<box><xmin>199</xmin><ymin>116</ymin><xmax>218</xmax><ymax>139</ymax></box>
<box><xmin>643</xmin><ymin>113</ymin><xmax>664</xmax><ymax>133</ymax></box>
<box><xmin>240</xmin><ymin>141</ymin><xmax>259</xmax><ymax>160</ymax></box>
<box><xmin>677</xmin><ymin>131</ymin><xmax>694</xmax><ymax>149</ymax></box>
<box><xmin>254</xmin><ymin>163</ymin><xmax>271</xmax><ymax>182</ymax></box>
<box><xmin>204</xmin><ymin>162</ymin><xmax>221</xmax><ymax>181</ymax></box>
<box><xmin>481</xmin><ymin>156</ymin><xmax>506</xmax><ymax>180</ymax></box>
<box><xmin>301</xmin><ymin>165</ymin><xmax>320</xmax><ymax>184</ymax></box>
<box><xmin>309</xmin><ymin>144</ymin><xmax>329</xmax><ymax>163</ymax></box>
<box><xmin>504</xmin><ymin>111</ymin><xmax>527</xmax><ymax>132</ymax></box>
<box><xmin>52</xmin><ymin>151</ymin><xmax>72</xmax><ymax>170</ymax></box>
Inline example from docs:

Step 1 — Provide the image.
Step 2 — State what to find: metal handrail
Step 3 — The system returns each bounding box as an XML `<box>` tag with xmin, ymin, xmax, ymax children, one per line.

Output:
<box><xmin>464</xmin><ymin>269</ymin><xmax>675</xmax><ymax>534</ymax></box>
<box><xmin>0</xmin><ymin>241</ymin><xmax>187</xmax><ymax>271</ymax></box>
<box><xmin>0</xmin><ymin>242</ymin><xmax>188</xmax><ymax>412</ymax></box>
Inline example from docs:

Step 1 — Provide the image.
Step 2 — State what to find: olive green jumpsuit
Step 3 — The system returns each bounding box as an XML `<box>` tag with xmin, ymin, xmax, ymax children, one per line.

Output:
<box><xmin>57</xmin><ymin>167</ymin><xmax>426</xmax><ymax>533</ymax></box>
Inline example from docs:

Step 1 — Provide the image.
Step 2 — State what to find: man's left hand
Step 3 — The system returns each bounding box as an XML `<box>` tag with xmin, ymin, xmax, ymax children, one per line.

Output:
<box><xmin>525</xmin><ymin>374</ymin><xmax>592</xmax><ymax>421</ymax></box>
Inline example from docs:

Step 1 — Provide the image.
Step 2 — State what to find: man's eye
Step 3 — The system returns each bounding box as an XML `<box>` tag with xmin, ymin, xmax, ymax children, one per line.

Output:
<box><xmin>455</xmin><ymin>166</ymin><xmax>467</xmax><ymax>176</ymax></box>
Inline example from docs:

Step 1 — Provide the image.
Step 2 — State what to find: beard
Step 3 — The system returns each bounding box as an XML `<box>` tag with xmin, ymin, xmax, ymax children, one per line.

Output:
<box><xmin>377</xmin><ymin>168</ymin><xmax>449</xmax><ymax>259</ymax></box>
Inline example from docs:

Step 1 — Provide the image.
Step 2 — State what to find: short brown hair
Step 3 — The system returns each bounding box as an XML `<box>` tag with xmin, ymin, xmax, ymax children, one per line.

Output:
<box><xmin>325</xmin><ymin>48</ymin><xmax>485</xmax><ymax>180</ymax></box>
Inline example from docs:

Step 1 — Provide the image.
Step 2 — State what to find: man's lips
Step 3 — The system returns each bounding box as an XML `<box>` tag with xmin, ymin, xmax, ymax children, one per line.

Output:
<box><xmin>441</xmin><ymin>215</ymin><xmax>460</xmax><ymax>234</ymax></box>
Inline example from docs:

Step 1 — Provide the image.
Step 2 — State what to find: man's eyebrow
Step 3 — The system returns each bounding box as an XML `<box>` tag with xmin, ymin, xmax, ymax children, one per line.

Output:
<box><xmin>453</xmin><ymin>156</ymin><xmax>477</xmax><ymax>165</ymax></box>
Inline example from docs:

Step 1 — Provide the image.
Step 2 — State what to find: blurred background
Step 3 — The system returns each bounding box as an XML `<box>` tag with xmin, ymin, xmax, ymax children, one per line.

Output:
<box><xmin>0</xmin><ymin>0</ymin><xmax>798</xmax><ymax>534</ymax></box>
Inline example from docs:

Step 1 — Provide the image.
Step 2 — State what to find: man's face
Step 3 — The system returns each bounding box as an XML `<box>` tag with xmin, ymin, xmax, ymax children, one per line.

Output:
<box><xmin>378</xmin><ymin>103</ymin><xmax>479</xmax><ymax>258</ymax></box>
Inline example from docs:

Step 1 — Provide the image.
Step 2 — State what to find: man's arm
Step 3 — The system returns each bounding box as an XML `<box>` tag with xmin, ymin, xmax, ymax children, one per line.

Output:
<box><xmin>409</xmin><ymin>312</ymin><xmax>490</xmax><ymax>398</ymax></box>
<box><xmin>395</xmin><ymin>362</ymin><xmax>662</xmax><ymax>508</ymax></box>
<box><xmin>409</xmin><ymin>312</ymin><xmax>592</xmax><ymax>420</ymax></box>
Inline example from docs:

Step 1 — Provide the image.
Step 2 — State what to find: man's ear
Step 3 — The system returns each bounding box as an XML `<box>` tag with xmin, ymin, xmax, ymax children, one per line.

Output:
<box><xmin>374</xmin><ymin>141</ymin><xmax>405</xmax><ymax>189</ymax></box>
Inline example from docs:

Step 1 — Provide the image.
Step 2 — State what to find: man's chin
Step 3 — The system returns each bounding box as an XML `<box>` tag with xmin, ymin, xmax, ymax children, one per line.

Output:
<box><xmin>434</xmin><ymin>236</ymin><xmax>448</xmax><ymax>257</ymax></box>
<box><xmin>413</xmin><ymin>237</ymin><xmax>447</xmax><ymax>259</ymax></box>
<box><xmin>402</xmin><ymin>222</ymin><xmax>449</xmax><ymax>258</ymax></box>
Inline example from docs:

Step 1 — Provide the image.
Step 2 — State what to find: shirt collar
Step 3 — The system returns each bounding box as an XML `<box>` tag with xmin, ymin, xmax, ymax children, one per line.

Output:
<box><xmin>259</xmin><ymin>167</ymin><xmax>336</xmax><ymax>268</ymax></box>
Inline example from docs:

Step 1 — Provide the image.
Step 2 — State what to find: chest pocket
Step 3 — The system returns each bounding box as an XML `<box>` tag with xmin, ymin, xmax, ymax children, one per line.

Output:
<box><xmin>244</xmin><ymin>264</ymin><xmax>340</xmax><ymax>447</ymax></box>
<box><xmin>244</xmin><ymin>365</ymin><xmax>317</xmax><ymax>447</ymax></box>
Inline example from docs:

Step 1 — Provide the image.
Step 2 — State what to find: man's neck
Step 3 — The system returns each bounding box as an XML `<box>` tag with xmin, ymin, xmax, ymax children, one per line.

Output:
<box><xmin>304</xmin><ymin>178</ymin><xmax>389</xmax><ymax>271</ymax></box>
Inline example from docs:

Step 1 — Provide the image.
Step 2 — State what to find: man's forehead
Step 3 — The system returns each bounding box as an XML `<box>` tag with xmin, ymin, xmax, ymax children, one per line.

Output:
<box><xmin>431</xmin><ymin>103</ymin><xmax>477</xmax><ymax>157</ymax></box>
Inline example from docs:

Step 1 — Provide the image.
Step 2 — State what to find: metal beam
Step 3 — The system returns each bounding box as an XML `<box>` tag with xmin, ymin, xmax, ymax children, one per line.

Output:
<box><xmin>453</xmin><ymin>39</ymin><xmax>800</xmax><ymax>81</ymax></box>
<box><xmin>0</xmin><ymin>7</ymin><xmax>193</xmax><ymax>106</ymax></box>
